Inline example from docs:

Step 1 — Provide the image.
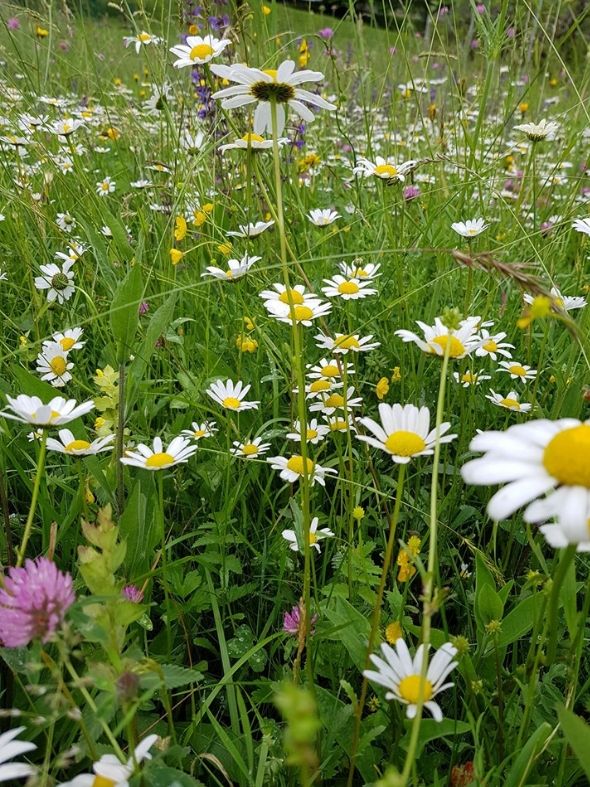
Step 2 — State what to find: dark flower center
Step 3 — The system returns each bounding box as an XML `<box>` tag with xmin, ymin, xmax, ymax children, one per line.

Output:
<box><xmin>250</xmin><ymin>81</ymin><xmax>295</xmax><ymax>103</ymax></box>
<box><xmin>51</xmin><ymin>272</ymin><xmax>69</xmax><ymax>290</ymax></box>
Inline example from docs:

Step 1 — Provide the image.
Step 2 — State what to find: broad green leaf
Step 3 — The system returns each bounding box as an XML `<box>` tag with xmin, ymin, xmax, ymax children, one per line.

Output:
<box><xmin>110</xmin><ymin>264</ymin><xmax>143</xmax><ymax>363</ymax></box>
<box><xmin>129</xmin><ymin>293</ymin><xmax>177</xmax><ymax>386</ymax></box>
<box><xmin>504</xmin><ymin>722</ymin><xmax>551</xmax><ymax>787</ymax></box>
<box><xmin>475</xmin><ymin>553</ymin><xmax>500</xmax><ymax>632</ymax></box>
<box><xmin>478</xmin><ymin>583</ymin><xmax>504</xmax><ymax>625</ymax></box>
<box><xmin>558</xmin><ymin>706</ymin><xmax>590</xmax><ymax>781</ymax></box>
<box><xmin>495</xmin><ymin>594</ymin><xmax>544</xmax><ymax>650</ymax></box>
<box><xmin>322</xmin><ymin>596</ymin><xmax>371</xmax><ymax>671</ymax></box>
<box><xmin>141</xmin><ymin>664</ymin><xmax>204</xmax><ymax>691</ymax></box>
<box><xmin>399</xmin><ymin>719</ymin><xmax>471</xmax><ymax>758</ymax></box>
<box><xmin>146</xmin><ymin>765</ymin><xmax>206</xmax><ymax>787</ymax></box>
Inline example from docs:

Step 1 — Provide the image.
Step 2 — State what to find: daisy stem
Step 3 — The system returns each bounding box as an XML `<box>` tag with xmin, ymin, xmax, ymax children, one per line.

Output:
<box><xmin>157</xmin><ymin>471</ymin><xmax>173</xmax><ymax>660</ymax></box>
<box><xmin>399</xmin><ymin>338</ymin><xmax>452</xmax><ymax>785</ymax></box>
<box><xmin>347</xmin><ymin>461</ymin><xmax>406</xmax><ymax>786</ymax></box>
<box><xmin>116</xmin><ymin>362</ymin><xmax>126</xmax><ymax>514</ymax></box>
<box><xmin>544</xmin><ymin>544</ymin><xmax>576</xmax><ymax>665</ymax></box>
<box><xmin>17</xmin><ymin>428</ymin><xmax>48</xmax><ymax>567</ymax></box>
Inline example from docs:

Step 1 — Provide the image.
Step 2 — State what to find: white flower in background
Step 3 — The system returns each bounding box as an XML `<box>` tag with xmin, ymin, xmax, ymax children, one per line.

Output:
<box><xmin>315</xmin><ymin>332</ymin><xmax>380</xmax><ymax>354</ymax></box>
<box><xmin>452</xmin><ymin>369</ymin><xmax>491</xmax><ymax>387</ymax></box>
<box><xmin>357</xmin><ymin>403</ymin><xmax>456</xmax><ymax>463</ymax></box>
<box><xmin>36</xmin><ymin>344</ymin><xmax>73</xmax><ymax>387</ymax></box>
<box><xmin>231</xmin><ymin>436</ymin><xmax>271</xmax><ymax>459</ymax></box>
<box><xmin>181</xmin><ymin>421</ymin><xmax>218</xmax><ymax>441</ymax></box>
<box><xmin>486</xmin><ymin>390</ymin><xmax>532</xmax><ymax>413</ymax></box>
<box><xmin>265</xmin><ymin>298</ymin><xmax>332</xmax><ymax>326</ymax></box>
<box><xmin>451</xmin><ymin>218</ymin><xmax>488</xmax><ymax>238</ymax></box>
<box><xmin>395</xmin><ymin>316</ymin><xmax>482</xmax><ymax>359</ymax></box>
<box><xmin>324</xmin><ymin>413</ymin><xmax>357</xmax><ymax>433</ymax></box>
<box><xmin>58</xmin><ymin>734</ymin><xmax>158</xmax><ymax>787</ymax></box>
<box><xmin>514</xmin><ymin>118</ymin><xmax>559</xmax><ymax>141</ymax></box>
<box><xmin>44</xmin><ymin>328</ymin><xmax>85</xmax><ymax>352</ymax></box>
<box><xmin>120</xmin><ymin>436</ymin><xmax>197</xmax><ymax>470</ymax></box>
<box><xmin>309</xmin><ymin>386</ymin><xmax>363</xmax><ymax>415</ymax></box>
<box><xmin>46</xmin><ymin>429</ymin><xmax>114</xmax><ymax>456</ymax></box>
<box><xmin>180</xmin><ymin>128</ymin><xmax>205</xmax><ymax>153</ymax></box>
<box><xmin>123</xmin><ymin>31</ymin><xmax>161</xmax><ymax>53</ymax></box>
<box><xmin>34</xmin><ymin>259</ymin><xmax>75</xmax><ymax>304</ymax></box>
<box><xmin>497</xmin><ymin>360</ymin><xmax>537</xmax><ymax>383</ymax></box>
<box><xmin>1</xmin><ymin>395</ymin><xmax>94</xmax><ymax>427</ymax></box>
<box><xmin>0</xmin><ymin>726</ymin><xmax>36</xmax><ymax>783</ymax></box>
<box><xmin>206</xmin><ymin>380</ymin><xmax>259</xmax><ymax>411</ymax></box>
<box><xmin>286</xmin><ymin>418</ymin><xmax>330</xmax><ymax>444</ymax></box>
<box><xmin>96</xmin><ymin>176</ymin><xmax>115</xmax><ymax>196</ymax></box>
<box><xmin>524</xmin><ymin>287</ymin><xmax>586</xmax><ymax>312</ymax></box>
<box><xmin>56</xmin><ymin>212</ymin><xmax>76</xmax><ymax>232</ymax></box>
<box><xmin>572</xmin><ymin>217</ymin><xmax>590</xmax><ymax>236</ymax></box>
<box><xmin>474</xmin><ymin>329</ymin><xmax>514</xmax><ymax>361</ymax></box>
<box><xmin>259</xmin><ymin>283</ymin><xmax>316</xmax><ymax>307</ymax></box>
<box><xmin>282</xmin><ymin>516</ymin><xmax>335</xmax><ymax>553</ymax></box>
<box><xmin>301</xmin><ymin>378</ymin><xmax>343</xmax><ymax>399</ymax></box>
<box><xmin>227</xmin><ymin>221</ymin><xmax>274</xmax><ymax>238</ymax></box>
<box><xmin>218</xmin><ymin>132</ymin><xmax>289</xmax><ymax>153</ymax></box>
<box><xmin>306</xmin><ymin>358</ymin><xmax>354</xmax><ymax>381</ymax></box>
<box><xmin>267</xmin><ymin>454</ymin><xmax>337</xmax><ymax>486</ymax></box>
<box><xmin>322</xmin><ymin>275</ymin><xmax>377</xmax><ymax>301</ymax></box>
<box><xmin>338</xmin><ymin>261</ymin><xmax>381</xmax><ymax>280</ymax></box>
<box><xmin>353</xmin><ymin>156</ymin><xmax>418</xmax><ymax>182</ymax></box>
<box><xmin>364</xmin><ymin>640</ymin><xmax>458</xmax><ymax>721</ymax></box>
<box><xmin>202</xmin><ymin>255</ymin><xmax>260</xmax><ymax>281</ymax></box>
<box><xmin>307</xmin><ymin>208</ymin><xmax>340</xmax><ymax>226</ymax></box>
<box><xmin>130</xmin><ymin>178</ymin><xmax>152</xmax><ymax>189</ymax></box>
<box><xmin>170</xmin><ymin>35</ymin><xmax>231</xmax><ymax>68</ymax></box>
<box><xmin>50</xmin><ymin>118</ymin><xmax>84</xmax><ymax>138</ymax></box>
<box><xmin>210</xmin><ymin>60</ymin><xmax>336</xmax><ymax>136</ymax></box>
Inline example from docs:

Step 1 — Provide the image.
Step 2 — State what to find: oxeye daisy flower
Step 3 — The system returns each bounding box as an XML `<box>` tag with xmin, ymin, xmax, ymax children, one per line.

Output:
<box><xmin>96</xmin><ymin>176</ymin><xmax>115</xmax><ymax>196</ymax></box>
<box><xmin>231</xmin><ymin>436</ymin><xmax>271</xmax><ymax>458</ymax></box>
<box><xmin>259</xmin><ymin>283</ymin><xmax>316</xmax><ymax>306</ymax></box>
<box><xmin>497</xmin><ymin>360</ymin><xmax>537</xmax><ymax>383</ymax></box>
<box><xmin>44</xmin><ymin>327</ymin><xmax>84</xmax><ymax>352</ymax></box>
<box><xmin>309</xmin><ymin>386</ymin><xmax>363</xmax><ymax>415</ymax></box>
<box><xmin>181</xmin><ymin>421</ymin><xmax>218</xmax><ymax>440</ymax></box>
<box><xmin>315</xmin><ymin>332</ymin><xmax>380</xmax><ymax>354</ymax></box>
<box><xmin>56</xmin><ymin>212</ymin><xmax>76</xmax><ymax>232</ymax></box>
<box><xmin>308</xmin><ymin>208</ymin><xmax>340</xmax><ymax>226</ymax></box>
<box><xmin>364</xmin><ymin>640</ymin><xmax>458</xmax><ymax>721</ymax></box>
<box><xmin>0</xmin><ymin>726</ymin><xmax>36</xmax><ymax>782</ymax></box>
<box><xmin>36</xmin><ymin>344</ymin><xmax>73</xmax><ymax>387</ymax></box>
<box><xmin>462</xmin><ymin>419</ymin><xmax>590</xmax><ymax>530</ymax></box>
<box><xmin>218</xmin><ymin>132</ymin><xmax>289</xmax><ymax>153</ymax></box>
<box><xmin>338</xmin><ymin>261</ymin><xmax>381</xmax><ymax>280</ymax></box>
<box><xmin>321</xmin><ymin>275</ymin><xmax>377</xmax><ymax>300</ymax></box>
<box><xmin>202</xmin><ymin>254</ymin><xmax>260</xmax><ymax>281</ymax></box>
<box><xmin>50</xmin><ymin>118</ymin><xmax>84</xmax><ymax>137</ymax></box>
<box><xmin>34</xmin><ymin>259</ymin><xmax>75</xmax><ymax>303</ymax></box>
<box><xmin>538</xmin><ymin>497</ymin><xmax>590</xmax><ymax>551</ymax></box>
<box><xmin>206</xmin><ymin>379</ymin><xmax>259</xmax><ymax>411</ymax></box>
<box><xmin>0</xmin><ymin>558</ymin><xmax>75</xmax><ymax>647</ymax></box>
<box><xmin>514</xmin><ymin>118</ymin><xmax>559</xmax><ymax>141</ymax></box>
<box><xmin>120</xmin><ymin>436</ymin><xmax>197</xmax><ymax>470</ymax></box>
<box><xmin>46</xmin><ymin>429</ymin><xmax>114</xmax><ymax>455</ymax></box>
<box><xmin>451</xmin><ymin>218</ymin><xmax>488</xmax><ymax>238</ymax></box>
<box><xmin>395</xmin><ymin>316</ymin><xmax>482</xmax><ymax>359</ymax></box>
<box><xmin>357</xmin><ymin>403</ymin><xmax>456</xmax><ymax>463</ymax></box>
<box><xmin>524</xmin><ymin>287</ymin><xmax>586</xmax><ymax>312</ymax></box>
<box><xmin>474</xmin><ymin>329</ymin><xmax>514</xmax><ymax>360</ymax></box>
<box><xmin>353</xmin><ymin>156</ymin><xmax>418</xmax><ymax>182</ymax></box>
<box><xmin>306</xmin><ymin>358</ymin><xmax>354</xmax><ymax>380</ymax></box>
<box><xmin>324</xmin><ymin>414</ymin><xmax>357</xmax><ymax>433</ymax></box>
<box><xmin>301</xmin><ymin>378</ymin><xmax>343</xmax><ymax>399</ymax></box>
<box><xmin>265</xmin><ymin>298</ymin><xmax>332</xmax><ymax>325</ymax></box>
<box><xmin>59</xmin><ymin>734</ymin><xmax>158</xmax><ymax>787</ymax></box>
<box><xmin>486</xmin><ymin>390</ymin><xmax>532</xmax><ymax>413</ymax></box>
<box><xmin>282</xmin><ymin>516</ymin><xmax>335</xmax><ymax>553</ymax></box>
<box><xmin>267</xmin><ymin>454</ymin><xmax>337</xmax><ymax>486</ymax></box>
<box><xmin>123</xmin><ymin>31</ymin><xmax>161</xmax><ymax>53</ymax></box>
<box><xmin>286</xmin><ymin>418</ymin><xmax>330</xmax><ymax>444</ymax></box>
<box><xmin>209</xmin><ymin>60</ymin><xmax>336</xmax><ymax>136</ymax></box>
<box><xmin>227</xmin><ymin>221</ymin><xmax>274</xmax><ymax>238</ymax></box>
<box><xmin>572</xmin><ymin>217</ymin><xmax>590</xmax><ymax>237</ymax></box>
<box><xmin>170</xmin><ymin>34</ymin><xmax>231</xmax><ymax>68</ymax></box>
<box><xmin>1</xmin><ymin>394</ymin><xmax>94</xmax><ymax>426</ymax></box>
<box><xmin>452</xmin><ymin>369</ymin><xmax>491</xmax><ymax>387</ymax></box>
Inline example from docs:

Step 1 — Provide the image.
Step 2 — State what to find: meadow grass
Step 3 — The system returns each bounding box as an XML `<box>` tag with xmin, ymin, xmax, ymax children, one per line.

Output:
<box><xmin>0</xmin><ymin>1</ymin><xmax>589</xmax><ymax>785</ymax></box>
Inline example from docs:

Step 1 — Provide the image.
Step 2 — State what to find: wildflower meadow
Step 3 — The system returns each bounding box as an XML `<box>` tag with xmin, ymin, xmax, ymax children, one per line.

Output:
<box><xmin>0</xmin><ymin>0</ymin><xmax>590</xmax><ymax>784</ymax></box>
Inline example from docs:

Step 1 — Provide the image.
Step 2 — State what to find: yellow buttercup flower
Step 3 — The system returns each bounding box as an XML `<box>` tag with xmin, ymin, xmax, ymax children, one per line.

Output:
<box><xmin>262</xmin><ymin>4</ymin><xmax>272</xmax><ymax>14</ymax></box>
<box><xmin>169</xmin><ymin>248</ymin><xmax>184</xmax><ymax>265</ymax></box>
<box><xmin>174</xmin><ymin>215</ymin><xmax>187</xmax><ymax>241</ymax></box>
<box><xmin>391</xmin><ymin>366</ymin><xmax>402</xmax><ymax>383</ymax></box>
<box><xmin>236</xmin><ymin>334</ymin><xmax>258</xmax><ymax>353</ymax></box>
<box><xmin>36</xmin><ymin>25</ymin><xmax>49</xmax><ymax>38</ymax></box>
<box><xmin>385</xmin><ymin>621</ymin><xmax>402</xmax><ymax>644</ymax></box>
<box><xmin>375</xmin><ymin>377</ymin><xmax>389</xmax><ymax>400</ymax></box>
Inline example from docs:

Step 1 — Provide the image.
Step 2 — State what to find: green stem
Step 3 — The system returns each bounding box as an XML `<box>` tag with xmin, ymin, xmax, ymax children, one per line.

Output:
<box><xmin>157</xmin><ymin>472</ymin><xmax>173</xmax><ymax>660</ymax></box>
<box><xmin>17</xmin><ymin>429</ymin><xmax>48</xmax><ymax>567</ymax></box>
<box><xmin>116</xmin><ymin>363</ymin><xmax>126</xmax><ymax>515</ymax></box>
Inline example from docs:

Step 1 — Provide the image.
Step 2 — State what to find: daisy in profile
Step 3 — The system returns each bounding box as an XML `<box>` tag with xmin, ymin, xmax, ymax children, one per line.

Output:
<box><xmin>451</xmin><ymin>218</ymin><xmax>488</xmax><ymax>238</ymax></box>
<box><xmin>50</xmin><ymin>118</ymin><xmax>85</xmax><ymax>138</ymax></box>
<box><xmin>36</xmin><ymin>344</ymin><xmax>73</xmax><ymax>387</ymax></box>
<box><xmin>364</xmin><ymin>640</ymin><xmax>458</xmax><ymax>721</ymax></box>
<box><xmin>267</xmin><ymin>454</ymin><xmax>337</xmax><ymax>486</ymax></box>
<box><xmin>338</xmin><ymin>260</ymin><xmax>381</xmax><ymax>280</ymax></box>
<box><xmin>123</xmin><ymin>31</ymin><xmax>161</xmax><ymax>53</ymax></box>
<box><xmin>452</xmin><ymin>369</ymin><xmax>491</xmax><ymax>387</ymax></box>
<box><xmin>357</xmin><ymin>403</ymin><xmax>456</xmax><ymax>463</ymax></box>
<box><xmin>474</xmin><ymin>329</ymin><xmax>514</xmax><ymax>361</ymax></box>
<box><xmin>308</xmin><ymin>208</ymin><xmax>340</xmax><ymax>226</ymax></box>
<box><xmin>306</xmin><ymin>358</ymin><xmax>354</xmax><ymax>381</ymax></box>
<box><xmin>301</xmin><ymin>378</ymin><xmax>343</xmax><ymax>399</ymax></box>
<box><xmin>227</xmin><ymin>221</ymin><xmax>274</xmax><ymax>238</ymax></box>
<box><xmin>170</xmin><ymin>34</ymin><xmax>231</xmax><ymax>67</ymax></box>
<box><xmin>1</xmin><ymin>394</ymin><xmax>94</xmax><ymax>426</ymax></box>
<box><xmin>45</xmin><ymin>327</ymin><xmax>84</xmax><ymax>352</ymax></box>
<box><xmin>353</xmin><ymin>157</ymin><xmax>418</xmax><ymax>182</ymax></box>
<box><xmin>524</xmin><ymin>287</ymin><xmax>586</xmax><ymax>312</ymax></box>
<box><xmin>120</xmin><ymin>436</ymin><xmax>197</xmax><ymax>470</ymax></box>
<box><xmin>282</xmin><ymin>516</ymin><xmax>335</xmax><ymax>553</ymax></box>
<box><xmin>395</xmin><ymin>316</ymin><xmax>482</xmax><ymax>359</ymax></box>
<box><xmin>324</xmin><ymin>414</ymin><xmax>357</xmax><ymax>433</ymax></box>
<box><xmin>462</xmin><ymin>418</ymin><xmax>590</xmax><ymax>527</ymax></box>
<box><xmin>218</xmin><ymin>133</ymin><xmax>289</xmax><ymax>153</ymax></box>
<box><xmin>59</xmin><ymin>734</ymin><xmax>159</xmax><ymax>787</ymax></box>
<box><xmin>265</xmin><ymin>298</ymin><xmax>332</xmax><ymax>326</ymax></box>
<box><xmin>0</xmin><ymin>726</ymin><xmax>36</xmax><ymax>782</ymax></box>
<box><xmin>209</xmin><ymin>60</ymin><xmax>336</xmax><ymax>135</ymax></box>
<box><xmin>46</xmin><ymin>429</ymin><xmax>114</xmax><ymax>456</ymax></box>
<box><xmin>497</xmin><ymin>360</ymin><xmax>537</xmax><ymax>383</ymax></box>
<box><xmin>34</xmin><ymin>259</ymin><xmax>75</xmax><ymax>304</ymax></box>
<box><xmin>259</xmin><ymin>283</ymin><xmax>316</xmax><ymax>306</ymax></box>
<box><xmin>315</xmin><ymin>332</ymin><xmax>380</xmax><ymax>354</ymax></box>
<box><xmin>231</xmin><ymin>436</ymin><xmax>271</xmax><ymax>459</ymax></box>
<box><xmin>321</xmin><ymin>275</ymin><xmax>377</xmax><ymax>301</ymax></box>
<box><xmin>181</xmin><ymin>421</ymin><xmax>218</xmax><ymax>441</ymax></box>
<box><xmin>202</xmin><ymin>254</ymin><xmax>260</xmax><ymax>281</ymax></box>
<box><xmin>514</xmin><ymin>118</ymin><xmax>559</xmax><ymax>141</ymax></box>
<box><xmin>572</xmin><ymin>217</ymin><xmax>590</xmax><ymax>236</ymax></box>
<box><xmin>286</xmin><ymin>418</ymin><xmax>330</xmax><ymax>444</ymax></box>
<box><xmin>486</xmin><ymin>390</ymin><xmax>532</xmax><ymax>413</ymax></box>
<box><xmin>206</xmin><ymin>380</ymin><xmax>259</xmax><ymax>411</ymax></box>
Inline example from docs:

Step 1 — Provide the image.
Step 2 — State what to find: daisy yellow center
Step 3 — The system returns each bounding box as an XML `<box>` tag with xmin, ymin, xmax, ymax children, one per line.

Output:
<box><xmin>338</xmin><ymin>281</ymin><xmax>360</xmax><ymax>295</ymax></box>
<box><xmin>431</xmin><ymin>335</ymin><xmax>465</xmax><ymax>358</ymax></box>
<box><xmin>543</xmin><ymin>425</ymin><xmax>590</xmax><ymax>487</ymax></box>
<box><xmin>374</xmin><ymin>164</ymin><xmax>398</xmax><ymax>177</ymax></box>
<box><xmin>146</xmin><ymin>452</ymin><xmax>175</xmax><ymax>468</ymax></box>
<box><xmin>309</xmin><ymin>532</ymin><xmax>318</xmax><ymax>544</ymax></box>
<box><xmin>138</xmin><ymin>32</ymin><xmax>151</xmax><ymax>42</ymax></box>
<box><xmin>385</xmin><ymin>430</ymin><xmax>426</xmax><ymax>456</ymax></box>
<box><xmin>222</xmin><ymin>396</ymin><xmax>241</xmax><ymax>409</ymax></box>
<box><xmin>92</xmin><ymin>778</ymin><xmax>117</xmax><ymax>787</ymax></box>
<box><xmin>65</xmin><ymin>439</ymin><xmax>91</xmax><ymax>452</ymax></box>
<box><xmin>287</xmin><ymin>455</ymin><xmax>315</xmax><ymax>475</ymax></box>
<box><xmin>292</xmin><ymin>305</ymin><xmax>314</xmax><ymax>321</ymax></box>
<box><xmin>509</xmin><ymin>364</ymin><xmax>527</xmax><ymax>376</ymax></box>
<box><xmin>398</xmin><ymin>675</ymin><xmax>433</xmax><ymax>704</ymax></box>
<box><xmin>306</xmin><ymin>428</ymin><xmax>318</xmax><ymax>439</ymax></box>
<box><xmin>354</xmin><ymin>268</ymin><xmax>368</xmax><ymax>278</ymax></box>
<box><xmin>309</xmin><ymin>379</ymin><xmax>331</xmax><ymax>392</ymax></box>
<box><xmin>336</xmin><ymin>335</ymin><xmax>360</xmax><ymax>350</ymax></box>
<box><xmin>242</xmin><ymin>443</ymin><xmax>258</xmax><ymax>456</ymax></box>
<box><xmin>324</xmin><ymin>393</ymin><xmax>344</xmax><ymax>408</ymax></box>
<box><xmin>50</xmin><ymin>357</ymin><xmax>67</xmax><ymax>375</ymax></box>
<box><xmin>320</xmin><ymin>364</ymin><xmax>340</xmax><ymax>377</ymax></box>
<box><xmin>466</xmin><ymin>228</ymin><xmax>478</xmax><ymax>236</ymax></box>
<box><xmin>482</xmin><ymin>339</ymin><xmax>497</xmax><ymax>352</ymax></box>
<box><xmin>242</xmin><ymin>133</ymin><xmax>265</xmax><ymax>143</ymax></box>
<box><xmin>279</xmin><ymin>289</ymin><xmax>304</xmax><ymax>305</ymax></box>
<box><xmin>50</xmin><ymin>410</ymin><xmax>61</xmax><ymax>419</ymax></box>
<box><xmin>461</xmin><ymin>372</ymin><xmax>475</xmax><ymax>384</ymax></box>
<box><xmin>250</xmin><ymin>80</ymin><xmax>296</xmax><ymax>103</ymax></box>
<box><xmin>60</xmin><ymin>337</ymin><xmax>76</xmax><ymax>350</ymax></box>
<box><xmin>329</xmin><ymin>420</ymin><xmax>348</xmax><ymax>431</ymax></box>
<box><xmin>500</xmin><ymin>397</ymin><xmax>520</xmax><ymax>409</ymax></box>
<box><xmin>194</xmin><ymin>429</ymin><xmax>206</xmax><ymax>438</ymax></box>
<box><xmin>190</xmin><ymin>43</ymin><xmax>214</xmax><ymax>60</ymax></box>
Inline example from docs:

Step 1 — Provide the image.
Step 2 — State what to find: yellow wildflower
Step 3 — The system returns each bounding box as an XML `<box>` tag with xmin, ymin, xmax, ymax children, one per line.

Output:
<box><xmin>375</xmin><ymin>377</ymin><xmax>389</xmax><ymax>401</ymax></box>
<box><xmin>169</xmin><ymin>248</ymin><xmax>184</xmax><ymax>265</ymax></box>
<box><xmin>174</xmin><ymin>215</ymin><xmax>187</xmax><ymax>242</ymax></box>
<box><xmin>385</xmin><ymin>621</ymin><xmax>402</xmax><ymax>644</ymax></box>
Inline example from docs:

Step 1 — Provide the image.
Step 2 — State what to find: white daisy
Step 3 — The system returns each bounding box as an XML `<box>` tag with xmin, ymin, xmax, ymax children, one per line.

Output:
<box><xmin>36</xmin><ymin>344</ymin><xmax>73</xmax><ymax>387</ymax></box>
<box><xmin>451</xmin><ymin>218</ymin><xmax>488</xmax><ymax>238</ymax></box>
<box><xmin>497</xmin><ymin>360</ymin><xmax>537</xmax><ymax>383</ymax></box>
<box><xmin>34</xmin><ymin>259</ymin><xmax>75</xmax><ymax>304</ymax></box>
<box><xmin>96</xmin><ymin>176</ymin><xmax>115</xmax><ymax>196</ymax></box>
<box><xmin>572</xmin><ymin>217</ymin><xmax>590</xmax><ymax>237</ymax></box>
<box><xmin>120</xmin><ymin>436</ymin><xmax>197</xmax><ymax>471</ymax></box>
<box><xmin>265</xmin><ymin>298</ymin><xmax>332</xmax><ymax>326</ymax></box>
<box><xmin>286</xmin><ymin>418</ymin><xmax>330</xmax><ymax>444</ymax></box>
<box><xmin>324</xmin><ymin>413</ymin><xmax>357</xmax><ymax>433</ymax></box>
<box><xmin>259</xmin><ymin>283</ymin><xmax>316</xmax><ymax>306</ymax></box>
<box><xmin>50</xmin><ymin>118</ymin><xmax>84</xmax><ymax>138</ymax></box>
<box><xmin>474</xmin><ymin>329</ymin><xmax>514</xmax><ymax>361</ymax></box>
<box><xmin>395</xmin><ymin>316</ymin><xmax>482</xmax><ymax>360</ymax></box>
<box><xmin>308</xmin><ymin>208</ymin><xmax>340</xmax><ymax>226</ymax></box>
<box><xmin>338</xmin><ymin>261</ymin><xmax>381</xmax><ymax>280</ymax></box>
<box><xmin>46</xmin><ymin>429</ymin><xmax>114</xmax><ymax>456</ymax></box>
<box><xmin>181</xmin><ymin>421</ymin><xmax>218</xmax><ymax>440</ymax></box>
<box><xmin>486</xmin><ymin>390</ymin><xmax>532</xmax><ymax>413</ymax></box>
<box><xmin>353</xmin><ymin>156</ymin><xmax>418</xmax><ymax>182</ymax></box>
<box><xmin>306</xmin><ymin>358</ymin><xmax>354</xmax><ymax>381</ymax></box>
<box><xmin>514</xmin><ymin>119</ymin><xmax>559</xmax><ymax>141</ymax></box>
<box><xmin>44</xmin><ymin>328</ymin><xmax>85</xmax><ymax>352</ymax></box>
<box><xmin>0</xmin><ymin>726</ymin><xmax>36</xmax><ymax>783</ymax></box>
<box><xmin>123</xmin><ymin>31</ymin><xmax>161</xmax><ymax>53</ymax></box>
<box><xmin>202</xmin><ymin>255</ymin><xmax>260</xmax><ymax>281</ymax></box>
<box><xmin>226</xmin><ymin>221</ymin><xmax>274</xmax><ymax>238</ymax></box>
<box><xmin>266</xmin><ymin>454</ymin><xmax>337</xmax><ymax>486</ymax></box>
<box><xmin>1</xmin><ymin>395</ymin><xmax>94</xmax><ymax>427</ymax></box>
<box><xmin>357</xmin><ymin>403</ymin><xmax>456</xmax><ymax>464</ymax></box>
<box><xmin>282</xmin><ymin>516</ymin><xmax>335</xmax><ymax>553</ymax></box>
<box><xmin>314</xmin><ymin>332</ymin><xmax>380</xmax><ymax>354</ymax></box>
<box><xmin>364</xmin><ymin>640</ymin><xmax>458</xmax><ymax>721</ymax></box>
<box><xmin>218</xmin><ymin>132</ymin><xmax>289</xmax><ymax>153</ymax></box>
<box><xmin>58</xmin><ymin>734</ymin><xmax>158</xmax><ymax>786</ymax></box>
<box><xmin>170</xmin><ymin>35</ymin><xmax>231</xmax><ymax>68</ymax></box>
<box><xmin>230</xmin><ymin>436</ymin><xmax>271</xmax><ymax>458</ymax></box>
<box><xmin>206</xmin><ymin>380</ymin><xmax>259</xmax><ymax>411</ymax></box>
<box><xmin>301</xmin><ymin>378</ymin><xmax>343</xmax><ymax>399</ymax></box>
<box><xmin>321</xmin><ymin>275</ymin><xmax>377</xmax><ymax>301</ymax></box>
<box><xmin>524</xmin><ymin>287</ymin><xmax>586</xmax><ymax>312</ymax></box>
<box><xmin>309</xmin><ymin>386</ymin><xmax>363</xmax><ymax>415</ymax></box>
<box><xmin>452</xmin><ymin>369</ymin><xmax>492</xmax><ymax>387</ymax></box>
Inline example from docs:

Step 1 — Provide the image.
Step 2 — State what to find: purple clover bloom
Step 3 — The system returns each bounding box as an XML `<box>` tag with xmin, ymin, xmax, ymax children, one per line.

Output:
<box><xmin>122</xmin><ymin>585</ymin><xmax>144</xmax><ymax>603</ymax></box>
<box><xmin>283</xmin><ymin>603</ymin><xmax>318</xmax><ymax>636</ymax></box>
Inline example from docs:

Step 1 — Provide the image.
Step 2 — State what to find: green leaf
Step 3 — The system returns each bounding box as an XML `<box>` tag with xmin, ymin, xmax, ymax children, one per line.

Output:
<box><xmin>110</xmin><ymin>265</ymin><xmax>143</xmax><ymax>363</ymax></box>
<box><xmin>557</xmin><ymin>706</ymin><xmax>590</xmax><ymax>781</ymax></box>
<box><xmin>146</xmin><ymin>765</ymin><xmax>206</xmax><ymax>787</ymax></box>
<box><xmin>478</xmin><ymin>583</ymin><xmax>504</xmax><ymax>625</ymax></box>
<box><xmin>561</xmin><ymin>559</ymin><xmax>578</xmax><ymax>640</ymax></box>
<box><xmin>504</xmin><ymin>722</ymin><xmax>551</xmax><ymax>787</ymax></box>
<box><xmin>129</xmin><ymin>293</ymin><xmax>177</xmax><ymax>385</ymax></box>
<box><xmin>322</xmin><ymin>596</ymin><xmax>371</xmax><ymax>671</ymax></box>
<box><xmin>495</xmin><ymin>594</ymin><xmax>544</xmax><ymax>650</ymax></box>
<box><xmin>141</xmin><ymin>664</ymin><xmax>204</xmax><ymax>691</ymax></box>
<box><xmin>399</xmin><ymin>719</ymin><xmax>471</xmax><ymax>758</ymax></box>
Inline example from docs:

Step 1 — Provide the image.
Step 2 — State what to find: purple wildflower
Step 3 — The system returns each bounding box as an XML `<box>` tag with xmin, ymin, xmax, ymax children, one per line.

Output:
<box><xmin>0</xmin><ymin>558</ymin><xmax>75</xmax><ymax>648</ymax></box>
<box><xmin>139</xmin><ymin>301</ymin><xmax>150</xmax><ymax>316</ymax></box>
<box><xmin>122</xmin><ymin>585</ymin><xmax>144</xmax><ymax>603</ymax></box>
<box><xmin>283</xmin><ymin>602</ymin><xmax>318</xmax><ymax>636</ymax></box>
<box><xmin>403</xmin><ymin>185</ymin><xmax>421</xmax><ymax>201</ymax></box>
<box><xmin>7</xmin><ymin>17</ymin><xmax>20</xmax><ymax>30</ymax></box>
<box><xmin>318</xmin><ymin>27</ymin><xmax>333</xmax><ymax>40</ymax></box>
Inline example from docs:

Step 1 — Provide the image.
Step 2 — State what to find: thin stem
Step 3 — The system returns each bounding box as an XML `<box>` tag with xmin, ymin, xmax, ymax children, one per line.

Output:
<box><xmin>116</xmin><ymin>363</ymin><xmax>126</xmax><ymax>514</ymax></box>
<box><xmin>17</xmin><ymin>429</ymin><xmax>48</xmax><ymax>567</ymax></box>
<box><xmin>157</xmin><ymin>472</ymin><xmax>173</xmax><ymax>659</ymax></box>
